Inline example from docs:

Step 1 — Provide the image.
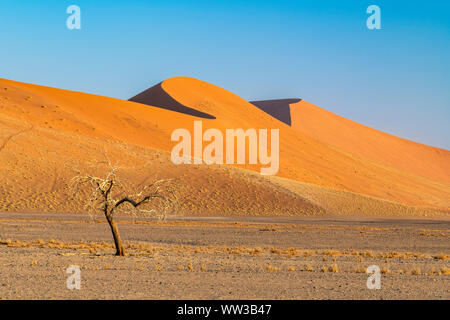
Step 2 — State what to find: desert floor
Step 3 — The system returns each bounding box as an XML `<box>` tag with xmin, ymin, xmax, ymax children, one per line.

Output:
<box><xmin>0</xmin><ymin>213</ymin><xmax>448</xmax><ymax>300</ymax></box>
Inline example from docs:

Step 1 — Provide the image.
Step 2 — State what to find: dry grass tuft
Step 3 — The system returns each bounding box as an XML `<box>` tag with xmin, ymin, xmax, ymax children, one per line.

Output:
<box><xmin>362</xmin><ymin>250</ymin><xmax>374</xmax><ymax>258</ymax></box>
<box><xmin>397</xmin><ymin>268</ymin><xmax>408</xmax><ymax>274</ymax></box>
<box><xmin>433</xmin><ymin>253</ymin><xmax>448</xmax><ymax>260</ymax></box>
<box><xmin>323</xmin><ymin>250</ymin><xmax>341</xmax><ymax>257</ymax></box>
<box><xmin>266</xmin><ymin>265</ymin><xmax>280</xmax><ymax>271</ymax></box>
<box><xmin>411</xmin><ymin>267</ymin><xmax>421</xmax><ymax>275</ymax></box>
<box><xmin>355</xmin><ymin>266</ymin><xmax>366</xmax><ymax>273</ymax></box>
<box><xmin>440</xmin><ymin>267</ymin><xmax>450</xmax><ymax>275</ymax></box>
<box><xmin>427</xmin><ymin>267</ymin><xmax>436</xmax><ymax>275</ymax></box>
<box><xmin>303</xmin><ymin>250</ymin><xmax>314</xmax><ymax>257</ymax></box>
<box><xmin>329</xmin><ymin>264</ymin><xmax>339</xmax><ymax>273</ymax></box>
<box><xmin>304</xmin><ymin>265</ymin><xmax>314</xmax><ymax>272</ymax></box>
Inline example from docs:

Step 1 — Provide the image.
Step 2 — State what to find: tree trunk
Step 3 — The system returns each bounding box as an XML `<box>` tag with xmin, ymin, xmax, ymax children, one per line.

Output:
<box><xmin>105</xmin><ymin>212</ymin><xmax>125</xmax><ymax>256</ymax></box>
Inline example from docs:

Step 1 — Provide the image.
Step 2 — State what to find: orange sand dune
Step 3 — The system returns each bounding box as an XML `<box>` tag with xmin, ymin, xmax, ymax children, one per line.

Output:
<box><xmin>251</xmin><ymin>99</ymin><xmax>450</xmax><ymax>185</ymax></box>
<box><xmin>0</xmin><ymin>77</ymin><xmax>449</xmax><ymax>215</ymax></box>
<box><xmin>130</xmin><ymin>77</ymin><xmax>449</xmax><ymax>209</ymax></box>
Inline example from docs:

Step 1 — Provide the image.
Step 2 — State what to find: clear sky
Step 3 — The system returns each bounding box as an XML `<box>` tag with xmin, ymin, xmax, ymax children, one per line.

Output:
<box><xmin>0</xmin><ymin>0</ymin><xmax>449</xmax><ymax>149</ymax></box>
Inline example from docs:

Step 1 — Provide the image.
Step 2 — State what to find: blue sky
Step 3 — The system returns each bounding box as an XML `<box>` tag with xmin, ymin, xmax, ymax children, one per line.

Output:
<box><xmin>0</xmin><ymin>0</ymin><xmax>449</xmax><ymax>149</ymax></box>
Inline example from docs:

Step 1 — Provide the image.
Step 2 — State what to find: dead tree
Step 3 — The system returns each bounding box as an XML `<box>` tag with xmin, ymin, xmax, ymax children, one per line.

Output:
<box><xmin>71</xmin><ymin>159</ymin><xmax>177</xmax><ymax>256</ymax></box>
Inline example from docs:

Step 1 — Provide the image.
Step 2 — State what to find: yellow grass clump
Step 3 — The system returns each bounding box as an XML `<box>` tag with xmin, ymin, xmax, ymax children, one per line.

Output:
<box><xmin>305</xmin><ymin>265</ymin><xmax>314</xmax><ymax>272</ymax></box>
<box><xmin>411</xmin><ymin>267</ymin><xmax>421</xmax><ymax>275</ymax></box>
<box><xmin>355</xmin><ymin>266</ymin><xmax>366</xmax><ymax>273</ymax></box>
<box><xmin>427</xmin><ymin>267</ymin><xmax>436</xmax><ymax>275</ymax></box>
<box><xmin>433</xmin><ymin>253</ymin><xmax>448</xmax><ymax>260</ymax></box>
<box><xmin>440</xmin><ymin>267</ymin><xmax>450</xmax><ymax>275</ymax></box>
<box><xmin>266</xmin><ymin>265</ymin><xmax>280</xmax><ymax>271</ymax></box>
<box><xmin>329</xmin><ymin>264</ymin><xmax>339</xmax><ymax>273</ymax></box>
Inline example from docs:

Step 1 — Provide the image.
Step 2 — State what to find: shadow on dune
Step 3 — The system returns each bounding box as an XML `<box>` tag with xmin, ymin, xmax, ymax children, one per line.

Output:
<box><xmin>129</xmin><ymin>82</ymin><xmax>216</xmax><ymax>119</ymax></box>
<box><xmin>250</xmin><ymin>99</ymin><xmax>301</xmax><ymax>126</ymax></box>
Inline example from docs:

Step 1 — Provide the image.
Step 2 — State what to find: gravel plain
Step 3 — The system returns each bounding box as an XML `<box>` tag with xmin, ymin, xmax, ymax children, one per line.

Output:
<box><xmin>0</xmin><ymin>213</ymin><xmax>448</xmax><ymax>299</ymax></box>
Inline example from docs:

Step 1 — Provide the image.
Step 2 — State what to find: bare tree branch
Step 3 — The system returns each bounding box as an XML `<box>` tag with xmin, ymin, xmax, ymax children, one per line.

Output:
<box><xmin>70</xmin><ymin>153</ymin><xmax>178</xmax><ymax>256</ymax></box>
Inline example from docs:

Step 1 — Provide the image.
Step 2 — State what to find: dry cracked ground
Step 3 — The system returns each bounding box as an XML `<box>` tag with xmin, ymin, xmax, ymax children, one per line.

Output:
<box><xmin>0</xmin><ymin>213</ymin><xmax>448</xmax><ymax>299</ymax></box>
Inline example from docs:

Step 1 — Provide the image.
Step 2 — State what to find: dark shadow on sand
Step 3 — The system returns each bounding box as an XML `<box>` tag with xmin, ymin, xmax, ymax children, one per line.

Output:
<box><xmin>129</xmin><ymin>82</ymin><xmax>216</xmax><ymax>119</ymax></box>
<box><xmin>250</xmin><ymin>99</ymin><xmax>301</xmax><ymax>126</ymax></box>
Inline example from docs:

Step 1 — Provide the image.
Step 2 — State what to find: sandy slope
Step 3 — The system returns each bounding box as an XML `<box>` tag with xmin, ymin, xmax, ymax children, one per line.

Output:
<box><xmin>130</xmin><ymin>77</ymin><xmax>449</xmax><ymax>209</ymax></box>
<box><xmin>251</xmin><ymin>99</ymin><xmax>450</xmax><ymax>184</ymax></box>
<box><xmin>0</xmin><ymin>77</ymin><xmax>448</xmax><ymax>216</ymax></box>
<box><xmin>289</xmin><ymin>100</ymin><xmax>450</xmax><ymax>184</ymax></box>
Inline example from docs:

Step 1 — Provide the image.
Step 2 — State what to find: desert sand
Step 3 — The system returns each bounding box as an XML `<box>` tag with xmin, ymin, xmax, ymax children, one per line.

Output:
<box><xmin>0</xmin><ymin>76</ymin><xmax>449</xmax><ymax>300</ymax></box>
<box><xmin>251</xmin><ymin>98</ymin><xmax>450</xmax><ymax>184</ymax></box>
<box><xmin>0</xmin><ymin>76</ymin><xmax>448</xmax><ymax>216</ymax></box>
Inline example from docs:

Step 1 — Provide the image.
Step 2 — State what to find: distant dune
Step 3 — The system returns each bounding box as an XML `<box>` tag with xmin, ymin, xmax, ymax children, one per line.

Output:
<box><xmin>251</xmin><ymin>98</ymin><xmax>450</xmax><ymax>185</ymax></box>
<box><xmin>0</xmin><ymin>77</ymin><xmax>448</xmax><ymax>216</ymax></box>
